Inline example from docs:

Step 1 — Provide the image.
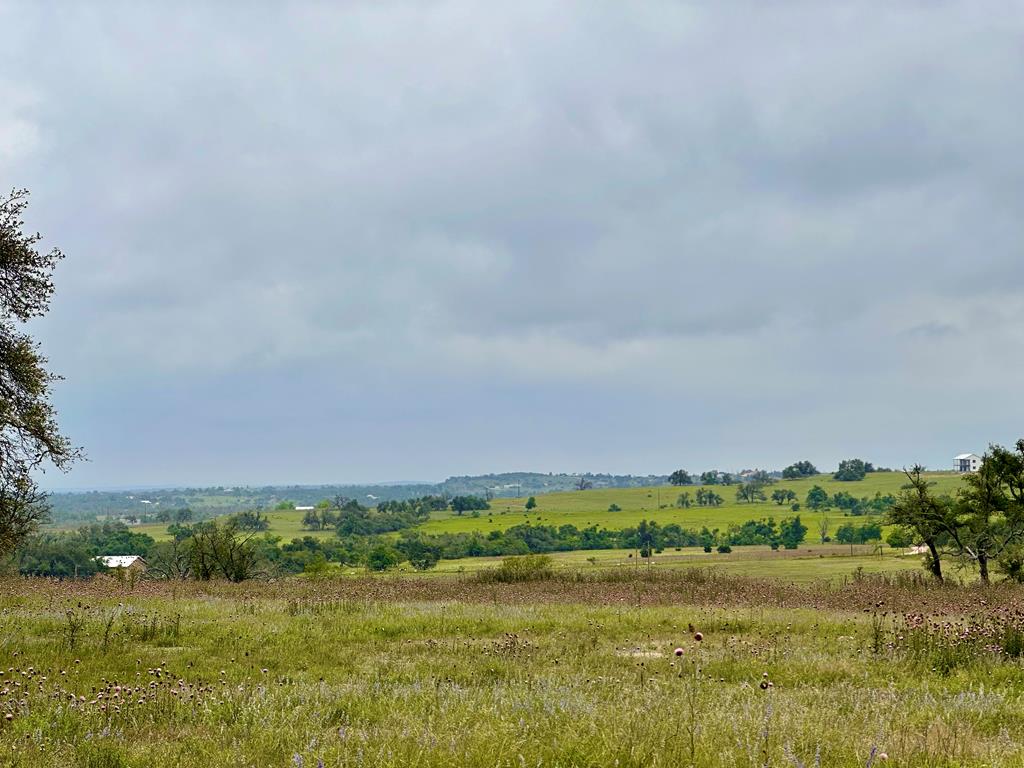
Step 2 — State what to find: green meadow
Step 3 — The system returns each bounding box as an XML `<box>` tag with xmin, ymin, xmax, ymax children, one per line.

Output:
<box><xmin>423</xmin><ymin>543</ymin><xmax>930</xmax><ymax>583</ymax></box>
<box><xmin>3</xmin><ymin>570</ymin><xmax>1024</xmax><ymax>766</ymax></box>
<box><xmin>419</xmin><ymin>471</ymin><xmax>964</xmax><ymax>534</ymax></box>
<box><xmin>134</xmin><ymin>471</ymin><xmax>964</xmax><ymax>547</ymax></box>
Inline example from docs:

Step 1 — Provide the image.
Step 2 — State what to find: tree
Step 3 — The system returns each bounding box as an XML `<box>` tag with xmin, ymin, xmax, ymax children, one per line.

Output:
<box><xmin>696</xmin><ymin>488</ymin><xmax>723</xmax><ymax>507</ymax></box>
<box><xmin>366</xmin><ymin>545</ymin><xmax>401</xmax><ymax>571</ymax></box>
<box><xmin>676</xmin><ymin>492</ymin><xmax>692</xmax><ymax>508</ymax></box>
<box><xmin>189</xmin><ymin>520</ymin><xmax>263</xmax><ymax>582</ymax></box>
<box><xmin>806</xmin><ymin>485</ymin><xmax>830</xmax><ymax>510</ymax></box>
<box><xmin>0</xmin><ymin>189</ymin><xmax>78</xmax><ymax>556</ymax></box>
<box><xmin>232</xmin><ymin>509</ymin><xmax>269</xmax><ymax>531</ymax></box>
<box><xmin>888</xmin><ymin>465</ymin><xmax>954</xmax><ymax>581</ymax></box>
<box><xmin>782</xmin><ymin>461</ymin><xmax>818</xmax><ymax>479</ymax></box>
<box><xmin>833</xmin><ymin>459</ymin><xmax>873</xmax><ymax>482</ymax></box>
<box><xmin>450</xmin><ymin>495</ymin><xmax>490</xmax><ymax>514</ymax></box>
<box><xmin>700</xmin><ymin>471</ymin><xmax>720</xmax><ymax>485</ymax></box>
<box><xmin>735</xmin><ymin>481</ymin><xmax>767</xmax><ymax>504</ymax></box>
<box><xmin>835</xmin><ymin>521</ymin><xmax>882</xmax><ymax>544</ymax></box>
<box><xmin>771</xmin><ymin>489</ymin><xmax>797</xmax><ymax>506</ymax></box>
<box><xmin>575</xmin><ymin>476</ymin><xmax>593</xmax><ymax>491</ymax></box>
<box><xmin>886</xmin><ymin>527</ymin><xmax>914</xmax><ymax>549</ymax></box>
<box><xmin>779</xmin><ymin>515</ymin><xmax>807</xmax><ymax>549</ymax></box>
<box><xmin>401</xmin><ymin>537</ymin><xmax>441</xmax><ymax>571</ymax></box>
<box><xmin>719</xmin><ymin>473</ymin><xmax>735</xmax><ymax>486</ymax></box>
<box><xmin>524</xmin><ymin>496</ymin><xmax>537</xmax><ymax>510</ymax></box>
<box><xmin>937</xmin><ymin>444</ymin><xmax>1024</xmax><ymax>583</ymax></box>
<box><xmin>668</xmin><ymin>469</ymin><xmax>692</xmax><ymax>486</ymax></box>
<box><xmin>146</xmin><ymin>538</ymin><xmax>195</xmax><ymax>580</ymax></box>
<box><xmin>818</xmin><ymin>514</ymin><xmax>830</xmax><ymax>544</ymax></box>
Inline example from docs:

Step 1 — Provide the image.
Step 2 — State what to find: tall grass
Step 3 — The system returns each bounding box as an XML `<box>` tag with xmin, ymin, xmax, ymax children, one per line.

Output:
<box><xmin>0</xmin><ymin>573</ymin><xmax>1022</xmax><ymax>765</ymax></box>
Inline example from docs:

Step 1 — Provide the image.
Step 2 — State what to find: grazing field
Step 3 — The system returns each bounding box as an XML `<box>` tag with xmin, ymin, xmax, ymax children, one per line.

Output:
<box><xmin>132</xmin><ymin>507</ymin><xmax>340</xmax><ymax>543</ymax></box>
<box><xmin>3</xmin><ymin>570</ymin><xmax>1024</xmax><ymax>767</ymax></box>
<box><xmin>424</xmin><ymin>543</ymin><xmax>932</xmax><ymax>583</ymax></box>
<box><xmin>418</xmin><ymin>472</ymin><xmax>964</xmax><ymax>534</ymax></box>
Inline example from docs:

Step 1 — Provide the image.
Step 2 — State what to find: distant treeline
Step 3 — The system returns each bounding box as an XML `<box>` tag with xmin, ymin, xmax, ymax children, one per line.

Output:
<box><xmin>45</xmin><ymin>473</ymin><xmax>672</xmax><ymax>525</ymax></box>
<box><xmin>8</xmin><ymin>508</ymin><xmax>890</xmax><ymax>579</ymax></box>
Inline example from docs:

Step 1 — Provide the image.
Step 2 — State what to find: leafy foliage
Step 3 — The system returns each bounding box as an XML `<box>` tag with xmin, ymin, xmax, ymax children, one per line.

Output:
<box><xmin>0</xmin><ymin>189</ymin><xmax>79</xmax><ymax>555</ymax></box>
<box><xmin>668</xmin><ymin>469</ymin><xmax>693</xmax><ymax>486</ymax></box>
<box><xmin>833</xmin><ymin>458</ymin><xmax>874</xmax><ymax>482</ymax></box>
<box><xmin>782</xmin><ymin>461</ymin><xmax>818</xmax><ymax>479</ymax></box>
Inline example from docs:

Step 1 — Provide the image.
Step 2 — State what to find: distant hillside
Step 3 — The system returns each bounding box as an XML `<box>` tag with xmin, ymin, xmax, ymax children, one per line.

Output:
<box><xmin>438</xmin><ymin>472</ymin><xmax>668</xmax><ymax>497</ymax></box>
<box><xmin>45</xmin><ymin>472</ymin><xmax>669</xmax><ymax>526</ymax></box>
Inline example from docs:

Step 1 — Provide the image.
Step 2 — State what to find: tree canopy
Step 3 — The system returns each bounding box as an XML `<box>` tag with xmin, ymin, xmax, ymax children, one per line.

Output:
<box><xmin>0</xmin><ymin>189</ymin><xmax>78</xmax><ymax>556</ymax></box>
<box><xmin>782</xmin><ymin>461</ymin><xmax>818</xmax><ymax>479</ymax></box>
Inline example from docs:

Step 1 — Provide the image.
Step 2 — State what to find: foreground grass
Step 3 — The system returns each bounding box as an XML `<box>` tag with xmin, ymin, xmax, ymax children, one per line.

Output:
<box><xmin>1</xmin><ymin>569</ymin><xmax>1023</xmax><ymax>767</ymax></box>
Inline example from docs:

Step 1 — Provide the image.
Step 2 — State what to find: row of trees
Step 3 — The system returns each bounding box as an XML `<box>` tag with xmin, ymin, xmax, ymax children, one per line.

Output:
<box><xmin>675</xmin><ymin>489</ymin><xmax>725</xmax><ymax>508</ymax></box>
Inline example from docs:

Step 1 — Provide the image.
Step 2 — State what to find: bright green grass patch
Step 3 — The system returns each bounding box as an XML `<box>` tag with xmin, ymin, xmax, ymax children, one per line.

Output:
<box><xmin>418</xmin><ymin>471</ymin><xmax>965</xmax><ymax>535</ymax></box>
<box><xmin>424</xmin><ymin>543</ymin><xmax>928</xmax><ymax>583</ymax></box>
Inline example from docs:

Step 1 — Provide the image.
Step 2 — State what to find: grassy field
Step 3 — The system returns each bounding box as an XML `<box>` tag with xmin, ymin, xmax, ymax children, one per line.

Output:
<box><xmin>132</xmin><ymin>507</ymin><xmax>340</xmax><ymax>543</ymax></box>
<box><xmin>3</xmin><ymin>570</ymin><xmax>1024</xmax><ymax>766</ymax></box>
<box><xmin>422</xmin><ymin>543</ymin><xmax>931</xmax><ymax>583</ymax></box>
<box><xmin>418</xmin><ymin>471</ymin><xmax>965</xmax><ymax>534</ymax></box>
<box><xmin>132</xmin><ymin>471</ymin><xmax>965</xmax><ymax>546</ymax></box>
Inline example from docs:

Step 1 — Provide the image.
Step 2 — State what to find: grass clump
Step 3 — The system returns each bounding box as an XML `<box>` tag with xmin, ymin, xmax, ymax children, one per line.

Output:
<box><xmin>475</xmin><ymin>553</ymin><xmax>554</xmax><ymax>583</ymax></box>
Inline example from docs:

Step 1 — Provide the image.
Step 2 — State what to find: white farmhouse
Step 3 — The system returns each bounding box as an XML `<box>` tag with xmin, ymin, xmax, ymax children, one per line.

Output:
<box><xmin>954</xmin><ymin>453</ymin><xmax>982</xmax><ymax>473</ymax></box>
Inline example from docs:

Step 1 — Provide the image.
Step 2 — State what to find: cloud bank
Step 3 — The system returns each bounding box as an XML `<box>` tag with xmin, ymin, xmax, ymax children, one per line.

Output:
<box><xmin>2</xmin><ymin>2</ymin><xmax>1022</xmax><ymax>487</ymax></box>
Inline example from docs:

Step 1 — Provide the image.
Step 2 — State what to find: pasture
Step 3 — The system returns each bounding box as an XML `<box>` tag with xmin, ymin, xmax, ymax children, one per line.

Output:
<box><xmin>2</xmin><ymin>569</ymin><xmax>1024</xmax><ymax>766</ymax></box>
<box><xmin>132</xmin><ymin>471</ymin><xmax>965</xmax><ymax>545</ymax></box>
<box><xmin>424</xmin><ymin>543</ymin><xmax>930</xmax><ymax>583</ymax></box>
<box><xmin>418</xmin><ymin>471</ymin><xmax>964</xmax><ymax>534</ymax></box>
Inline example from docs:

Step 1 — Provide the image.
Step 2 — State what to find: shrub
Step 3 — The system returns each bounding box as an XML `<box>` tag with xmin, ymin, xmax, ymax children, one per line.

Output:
<box><xmin>476</xmin><ymin>554</ymin><xmax>554</xmax><ymax>583</ymax></box>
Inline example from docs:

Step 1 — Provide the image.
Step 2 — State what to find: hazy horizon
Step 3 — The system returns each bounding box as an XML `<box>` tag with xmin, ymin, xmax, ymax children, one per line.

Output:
<box><xmin>4</xmin><ymin>2</ymin><xmax>1022</xmax><ymax>490</ymax></box>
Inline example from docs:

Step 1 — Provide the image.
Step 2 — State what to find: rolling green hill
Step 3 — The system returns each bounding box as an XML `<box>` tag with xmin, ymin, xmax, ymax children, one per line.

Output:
<box><xmin>416</xmin><ymin>471</ymin><xmax>965</xmax><ymax>535</ymax></box>
<box><xmin>135</xmin><ymin>470</ymin><xmax>965</xmax><ymax>544</ymax></box>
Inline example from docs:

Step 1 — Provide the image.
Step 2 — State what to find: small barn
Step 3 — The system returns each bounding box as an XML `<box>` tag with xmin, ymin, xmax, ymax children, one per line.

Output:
<box><xmin>954</xmin><ymin>453</ymin><xmax>982</xmax><ymax>473</ymax></box>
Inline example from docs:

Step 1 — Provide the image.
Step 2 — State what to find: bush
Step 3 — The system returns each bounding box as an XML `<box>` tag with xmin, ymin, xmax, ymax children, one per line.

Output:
<box><xmin>476</xmin><ymin>554</ymin><xmax>554</xmax><ymax>583</ymax></box>
<box><xmin>366</xmin><ymin>545</ymin><xmax>401</xmax><ymax>571</ymax></box>
<box><xmin>608</xmin><ymin>503</ymin><xmax>621</xmax><ymax>512</ymax></box>
<box><xmin>717</xmin><ymin>544</ymin><xmax>732</xmax><ymax>554</ymax></box>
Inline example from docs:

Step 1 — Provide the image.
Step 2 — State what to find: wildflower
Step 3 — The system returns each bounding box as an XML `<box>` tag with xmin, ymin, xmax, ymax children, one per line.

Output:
<box><xmin>694</xmin><ymin>632</ymin><xmax>703</xmax><ymax>642</ymax></box>
<box><xmin>674</xmin><ymin>648</ymin><xmax>684</xmax><ymax>657</ymax></box>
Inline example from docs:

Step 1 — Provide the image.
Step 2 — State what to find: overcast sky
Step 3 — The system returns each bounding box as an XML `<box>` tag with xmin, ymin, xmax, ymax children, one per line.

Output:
<box><xmin>2</xmin><ymin>2</ymin><xmax>1022</xmax><ymax>489</ymax></box>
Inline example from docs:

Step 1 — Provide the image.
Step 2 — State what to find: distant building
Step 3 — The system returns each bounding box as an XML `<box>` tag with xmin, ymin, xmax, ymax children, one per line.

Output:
<box><xmin>95</xmin><ymin>555</ymin><xmax>146</xmax><ymax>572</ymax></box>
<box><xmin>954</xmin><ymin>453</ymin><xmax>982</xmax><ymax>473</ymax></box>
<box><xmin>294</xmin><ymin>506</ymin><xmax>315</xmax><ymax>511</ymax></box>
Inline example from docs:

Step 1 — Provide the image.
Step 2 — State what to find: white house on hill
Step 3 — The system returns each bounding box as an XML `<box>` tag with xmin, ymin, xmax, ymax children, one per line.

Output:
<box><xmin>954</xmin><ymin>453</ymin><xmax>982</xmax><ymax>473</ymax></box>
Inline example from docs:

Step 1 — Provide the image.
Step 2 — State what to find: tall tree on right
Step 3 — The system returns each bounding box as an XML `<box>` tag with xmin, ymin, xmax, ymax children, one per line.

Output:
<box><xmin>944</xmin><ymin>443</ymin><xmax>1024</xmax><ymax>583</ymax></box>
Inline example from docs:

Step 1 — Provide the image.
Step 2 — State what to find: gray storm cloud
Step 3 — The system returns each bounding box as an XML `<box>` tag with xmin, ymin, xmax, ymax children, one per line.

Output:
<box><xmin>1</xmin><ymin>1</ymin><xmax>1022</xmax><ymax>487</ymax></box>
